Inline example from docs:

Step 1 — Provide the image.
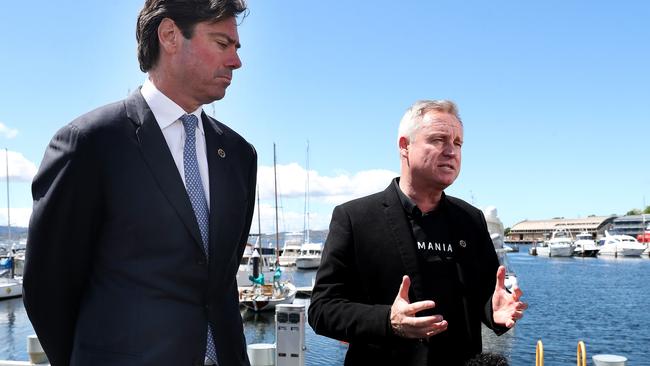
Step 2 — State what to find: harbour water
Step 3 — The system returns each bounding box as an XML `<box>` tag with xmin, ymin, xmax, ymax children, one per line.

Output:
<box><xmin>2</xmin><ymin>250</ymin><xmax>650</xmax><ymax>365</ymax></box>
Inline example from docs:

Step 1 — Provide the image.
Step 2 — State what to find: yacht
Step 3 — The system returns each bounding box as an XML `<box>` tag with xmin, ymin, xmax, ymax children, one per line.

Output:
<box><xmin>536</xmin><ymin>228</ymin><xmax>574</xmax><ymax>257</ymax></box>
<box><xmin>598</xmin><ymin>231</ymin><xmax>646</xmax><ymax>257</ymax></box>
<box><xmin>573</xmin><ymin>232</ymin><xmax>599</xmax><ymax>257</ymax></box>
<box><xmin>295</xmin><ymin>243</ymin><xmax>323</xmax><ymax>270</ymax></box>
<box><xmin>278</xmin><ymin>232</ymin><xmax>302</xmax><ymax>266</ymax></box>
<box><xmin>239</xmin><ymin>278</ymin><xmax>297</xmax><ymax>312</ymax></box>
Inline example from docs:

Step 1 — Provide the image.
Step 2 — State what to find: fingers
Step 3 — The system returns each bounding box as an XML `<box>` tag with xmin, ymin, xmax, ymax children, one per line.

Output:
<box><xmin>407</xmin><ymin>299</ymin><xmax>436</xmax><ymax>314</ymax></box>
<box><xmin>511</xmin><ymin>284</ymin><xmax>523</xmax><ymax>301</ymax></box>
<box><xmin>512</xmin><ymin>310</ymin><xmax>525</xmax><ymax>320</ymax></box>
<box><xmin>400</xmin><ymin>315</ymin><xmax>448</xmax><ymax>339</ymax></box>
<box><xmin>495</xmin><ymin>265</ymin><xmax>506</xmax><ymax>291</ymax></box>
<box><xmin>397</xmin><ymin>275</ymin><xmax>411</xmax><ymax>303</ymax></box>
<box><xmin>425</xmin><ymin>320</ymin><xmax>449</xmax><ymax>337</ymax></box>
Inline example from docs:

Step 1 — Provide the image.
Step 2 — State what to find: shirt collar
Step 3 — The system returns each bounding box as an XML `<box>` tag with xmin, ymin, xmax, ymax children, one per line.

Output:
<box><xmin>140</xmin><ymin>78</ymin><xmax>204</xmax><ymax>133</ymax></box>
<box><xmin>394</xmin><ymin>178</ymin><xmax>420</xmax><ymax>217</ymax></box>
<box><xmin>393</xmin><ymin>177</ymin><xmax>446</xmax><ymax>218</ymax></box>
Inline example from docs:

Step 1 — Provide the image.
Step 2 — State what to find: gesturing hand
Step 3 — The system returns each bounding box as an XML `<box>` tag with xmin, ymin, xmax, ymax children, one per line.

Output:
<box><xmin>492</xmin><ymin>266</ymin><xmax>528</xmax><ymax>328</ymax></box>
<box><xmin>390</xmin><ymin>275</ymin><xmax>448</xmax><ymax>339</ymax></box>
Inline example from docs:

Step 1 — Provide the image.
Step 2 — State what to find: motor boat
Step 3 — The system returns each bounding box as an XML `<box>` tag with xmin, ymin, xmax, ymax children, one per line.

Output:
<box><xmin>573</xmin><ymin>232</ymin><xmax>599</xmax><ymax>257</ymax></box>
<box><xmin>295</xmin><ymin>243</ymin><xmax>323</xmax><ymax>270</ymax></box>
<box><xmin>598</xmin><ymin>231</ymin><xmax>646</xmax><ymax>257</ymax></box>
<box><xmin>278</xmin><ymin>232</ymin><xmax>302</xmax><ymax>266</ymax></box>
<box><xmin>503</xmin><ymin>244</ymin><xmax>519</xmax><ymax>253</ymax></box>
<box><xmin>536</xmin><ymin>228</ymin><xmax>574</xmax><ymax>257</ymax></box>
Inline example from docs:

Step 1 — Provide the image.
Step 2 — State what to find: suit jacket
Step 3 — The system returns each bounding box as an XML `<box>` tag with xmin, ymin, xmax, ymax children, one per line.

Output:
<box><xmin>308</xmin><ymin>182</ymin><xmax>504</xmax><ymax>366</ymax></box>
<box><xmin>23</xmin><ymin>90</ymin><xmax>257</xmax><ymax>366</ymax></box>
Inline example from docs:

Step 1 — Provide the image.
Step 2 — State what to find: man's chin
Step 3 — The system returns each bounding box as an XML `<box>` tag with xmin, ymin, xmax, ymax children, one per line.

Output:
<box><xmin>205</xmin><ymin>90</ymin><xmax>227</xmax><ymax>103</ymax></box>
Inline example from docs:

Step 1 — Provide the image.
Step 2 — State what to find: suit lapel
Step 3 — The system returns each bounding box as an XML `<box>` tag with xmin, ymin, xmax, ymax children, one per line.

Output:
<box><xmin>202</xmin><ymin>113</ymin><xmax>237</xmax><ymax>273</ymax></box>
<box><xmin>126</xmin><ymin>90</ymin><xmax>204</xmax><ymax>250</ymax></box>
<box><xmin>382</xmin><ymin>183</ymin><xmax>428</xmax><ymax>302</ymax></box>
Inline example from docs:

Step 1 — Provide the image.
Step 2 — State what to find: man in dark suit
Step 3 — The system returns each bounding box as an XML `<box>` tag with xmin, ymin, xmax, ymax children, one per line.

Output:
<box><xmin>23</xmin><ymin>1</ymin><xmax>255</xmax><ymax>365</ymax></box>
<box><xmin>309</xmin><ymin>100</ymin><xmax>528</xmax><ymax>365</ymax></box>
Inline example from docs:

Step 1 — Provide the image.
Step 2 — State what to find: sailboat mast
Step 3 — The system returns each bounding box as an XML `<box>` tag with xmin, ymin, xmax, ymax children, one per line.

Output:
<box><xmin>273</xmin><ymin>143</ymin><xmax>280</xmax><ymax>265</ymax></box>
<box><xmin>303</xmin><ymin>140</ymin><xmax>310</xmax><ymax>244</ymax></box>
<box><xmin>305</xmin><ymin>140</ymin><xmax>310</xmax><ymax>243</ymax></box>
<box><xmin>5</xmin><ymin>148</ymin><xmax>10</xmax><ymax>242</ymax></box>
<box><xmin>256</xmin><ymin>184</ymin><xmax>261</xmax><ymax>238</ymax></box>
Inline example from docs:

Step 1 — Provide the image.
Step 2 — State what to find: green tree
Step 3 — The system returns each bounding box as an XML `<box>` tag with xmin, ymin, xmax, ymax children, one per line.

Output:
<box><xmin>504</xmin><ymin>227</ymin><xmax>511</xmax><ymax>236</ymax></box>
<box><xmin>645</xmin><ymin>206</ymin><xmax>650</xmax><ymax>214</ymax></box>
<box><xmin>626</xmin><ymin>209</ymin><xmax>642</xmax><ymax>215</ymax></box>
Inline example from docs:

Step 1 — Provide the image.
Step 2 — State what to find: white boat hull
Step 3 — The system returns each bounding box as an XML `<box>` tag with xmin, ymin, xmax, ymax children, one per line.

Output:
<box><xmin>599</xmin><ymin>233</ymin><xmax>646</xmax><ymax>257</ymax></box>
<box><xmin>295</xmin><ymin>256</ymin><xmax>321</xmax><ymax>270</ymax></box>
<box><xmin>278</xmin><ymin>257</ymin><xmax>297</xmax><ymax>266</ymax></box>
<box><xmin>0</xmin><ymin>278</ymin><xmax>22</xmax><ymax>299</ymax></box>
<box><xmin>598</xmin><ymin>245</ymin><xmax>645</xmax><ymax>257</ymax></box>
<box><xmin>536</xmin><ymin>244</ymin><xmax>574</xmax><ymax>257</ymax></box>
<box><xmin>278</xmin><ymin>243</ymin><xmax>301</xmax><ymax>267</ymax></box>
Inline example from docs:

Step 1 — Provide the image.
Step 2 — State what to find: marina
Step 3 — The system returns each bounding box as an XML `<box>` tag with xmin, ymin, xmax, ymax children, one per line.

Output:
<box><xmin>1</xmin><ymin>252</ymin><xmax>650</xmax><ymax>365</ymax></box>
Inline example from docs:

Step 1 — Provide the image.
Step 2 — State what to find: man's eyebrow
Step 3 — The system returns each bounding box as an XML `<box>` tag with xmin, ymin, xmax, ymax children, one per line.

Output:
<box><xmin>209</xmin><ymin>32</ymin><xmax>241</xmax><ymax>49</ymax></box>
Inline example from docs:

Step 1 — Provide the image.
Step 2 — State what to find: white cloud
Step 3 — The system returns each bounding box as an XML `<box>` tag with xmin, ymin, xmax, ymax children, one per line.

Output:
<box><xmin>0</xmin><ymin>150</ymin><xmax>38</xmax><ymax>182</ymax></box>
<box><xmin>0</xmin><ymin>164</ymin><xmax>398</xmax><ymax>233</ymax></box>
<box><xmin>0</xmin><ymin>123</ymin><xmax>19</xmax><ymax>139</ymax></box>
<box><xmin>258</xmin><ymin>163</ymin><xmax>397</xmax><ymax>202</ymax></box>
<box><xmin>0</xmin><ymin>207</ymin><xmax>32</xmax><ymax>228</ymax></box>
<box><xmin>255</xmin><ymin>164</ymin><xmax>398</xmax><ymax>232</ymax></box>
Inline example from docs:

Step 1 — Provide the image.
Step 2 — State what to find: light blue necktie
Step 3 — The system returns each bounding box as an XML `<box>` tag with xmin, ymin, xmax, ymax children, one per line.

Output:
<box><xmin>181</xmin><ymin>114</ymin><xmax>218</xmax><ymax>365</ymax></box>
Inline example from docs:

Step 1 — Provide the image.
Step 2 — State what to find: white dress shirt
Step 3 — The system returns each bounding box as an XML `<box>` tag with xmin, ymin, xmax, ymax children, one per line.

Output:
<box><xmin>140</xmin><ymin>78</ymin><xmax>210</xmax><ymax>206</ymax></box>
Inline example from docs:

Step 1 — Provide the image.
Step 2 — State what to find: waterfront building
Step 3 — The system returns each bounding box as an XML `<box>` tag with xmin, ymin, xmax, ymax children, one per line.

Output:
<box><xmin>609</xmin><ymin>214</ymin><xmax>650</xmax><ymax>237</ymax></box>
<box><xmin>507</xmin><ymin>216</ymin><xmax>616</xmax><ymax>243</ymax></box>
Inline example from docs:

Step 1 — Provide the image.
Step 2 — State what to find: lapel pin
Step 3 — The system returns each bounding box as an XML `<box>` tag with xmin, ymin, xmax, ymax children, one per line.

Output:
<box><xmin>217</xmin><ymin>148</ymin><xmax>226</xmax><ymax>158</ymax></box>
<box><xmin>459</xmin><ymin>240</ymin><xmax>467</xmax><ymax>248</ymax></box>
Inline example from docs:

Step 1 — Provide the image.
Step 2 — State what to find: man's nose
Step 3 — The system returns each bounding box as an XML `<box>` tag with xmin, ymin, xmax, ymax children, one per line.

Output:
<box><xmin>227</xmin><ymin>50</ymin><xmax>242</xmax><ymax>70</ymax></box>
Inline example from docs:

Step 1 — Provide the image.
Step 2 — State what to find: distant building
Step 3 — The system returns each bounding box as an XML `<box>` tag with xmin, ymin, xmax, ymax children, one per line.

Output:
<box><xmin>609</xmin><ymin>214</ymin><xmax>650</xmax><ymax>237</ymax></box>
<box><xmin>507</xmin><ymin>216</ymin><xmax>616</xmax><ymax>243</ymax></box>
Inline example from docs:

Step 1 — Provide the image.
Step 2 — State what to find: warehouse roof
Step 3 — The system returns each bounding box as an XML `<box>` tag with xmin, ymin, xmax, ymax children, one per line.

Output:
<box><xmin>510</xmin><ymin>216</ymin><xmax>615</xmax><ymax>232</ymax></box>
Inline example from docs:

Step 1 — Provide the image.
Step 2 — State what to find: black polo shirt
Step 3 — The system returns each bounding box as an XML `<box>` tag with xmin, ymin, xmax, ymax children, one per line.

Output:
<box><xmin>393</xmin><ymin>178</ymin><xmax>471</xmax><ymax>363</ymax></box>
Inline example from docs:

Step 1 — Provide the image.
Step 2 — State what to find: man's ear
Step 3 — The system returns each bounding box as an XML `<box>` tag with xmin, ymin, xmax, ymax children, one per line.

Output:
<box><xmin>158</xmin><ymin>17</ymin><xmax>181</xmax><ymax>54</ymax></box>
<box><xmin>398</xmin><ymin>136</ymin><xmax>410</xmax><ymax>158</ymax></box>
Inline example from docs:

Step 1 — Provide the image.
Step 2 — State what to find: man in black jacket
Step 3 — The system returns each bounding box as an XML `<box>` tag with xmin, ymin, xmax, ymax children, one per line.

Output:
<box><xmin>309</xmin><ymin>100</ymin><xmax>527</xmax><ymax>365</ymax></box>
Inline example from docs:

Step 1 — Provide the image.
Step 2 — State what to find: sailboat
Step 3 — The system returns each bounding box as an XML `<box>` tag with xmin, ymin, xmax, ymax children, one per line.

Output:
<box><xmin>0</xmin><ymin>148</ymin><xmax>23</xmax><ymax>299</ymax></box>
<box><xmin>295</xmin><ymin>141</ymin><xmax>323</xmax><ymax>270</ymax></box>
<box><xmin>238</xmin><ymin>143</ymin><xmax>296</xmax><ymax>311</ymax></box>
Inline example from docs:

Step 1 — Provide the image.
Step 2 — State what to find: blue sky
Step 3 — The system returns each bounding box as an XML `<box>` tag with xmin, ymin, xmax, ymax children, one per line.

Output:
<box><xmin>1</xmin><ymin>0</ymin><xmax>648</xmax><ymax>233</ymax></box>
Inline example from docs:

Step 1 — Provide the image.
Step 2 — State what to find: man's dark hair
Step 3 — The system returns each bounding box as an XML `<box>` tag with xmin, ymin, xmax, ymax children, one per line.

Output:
<box><xmin>464</xmin><ymin>353</ymin><xmax>509</xmax><ymax>366</ymax></box>
<box><xmin>136</xmin><ymin>0</ymin><xmax>247</xmax><ymax>72</ymax></box>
